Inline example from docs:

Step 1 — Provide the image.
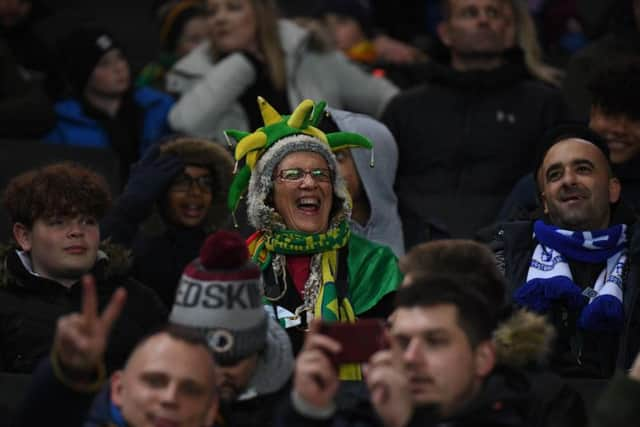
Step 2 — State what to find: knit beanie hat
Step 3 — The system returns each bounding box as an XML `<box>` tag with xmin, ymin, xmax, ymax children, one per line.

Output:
<box><xmin>169</xmin><ymin>230</ymin><xmax>268</xmax><ymax>364</ymax></box>
<box><xmin>225</xmin><ymin>97</ymin><xmax>374</xmax><ymax>230</ymax></box>
<box><xmin>157</xmin><ymin>0</ymin><xmax>206</xmax><ymax>52</ymax></box>
<box><xmin>323</xmin><ymin>0</ymin><xmax>375</xmax><ymax>38</ymax></box>
<box><xmin>58</xmin><ymin>25</ymin><xmax>125</xmax><ymax>95</ymax></box>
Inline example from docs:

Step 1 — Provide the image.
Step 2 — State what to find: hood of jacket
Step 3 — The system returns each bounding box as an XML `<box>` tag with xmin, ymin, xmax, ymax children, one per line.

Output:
<box><xmin>327</xmin><ymin>107</ymin><xmax>405</xmax><ymax>256</ymax></box>
<box><xmin>494</xmin><ymin>309</ymin><xmax>555</xmax><ymax>369</ymax></box>
<box><xmin>238</xmin><ymin>317</ymin><xmax>293</xmax><ymax>398</ymax></box>
<box><xmin>425</xmin><ymin>47</ymin><xmax>531</xmax><ymax>91</ymax></box>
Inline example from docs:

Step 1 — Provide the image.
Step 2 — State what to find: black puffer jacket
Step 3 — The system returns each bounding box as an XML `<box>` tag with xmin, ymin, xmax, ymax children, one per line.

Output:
<box><xmin>382</xmin><ymin>49</ymin><xmax>568</xmax><ymax>243</ymax></box>
<box><xmin>0</xmin><ymin>243</ymin><xmax>167</xmax><ymax>374</ymax></box>
<box><xmin>487</xmin><ymin>213</ymin><xmax>640</xmax><ymax>379</ymax></box>
<box><xmin>277</xmin><ymin>365</ymin><xmax>584</xmax><ymax>427</ymax></box>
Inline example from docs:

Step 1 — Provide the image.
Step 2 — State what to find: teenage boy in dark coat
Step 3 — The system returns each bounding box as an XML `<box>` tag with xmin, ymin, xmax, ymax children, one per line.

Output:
<box><xmin>0</xmin><ymin>162</ymin><xmax>167</xmax><ymax>374</ymax></box>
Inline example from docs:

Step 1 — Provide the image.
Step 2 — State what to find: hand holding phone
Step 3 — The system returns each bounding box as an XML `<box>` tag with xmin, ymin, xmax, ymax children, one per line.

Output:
<box><xmin>319</xmin><ymin>318</ymin><xmax>389</xmax><ymax>364</ymax></box>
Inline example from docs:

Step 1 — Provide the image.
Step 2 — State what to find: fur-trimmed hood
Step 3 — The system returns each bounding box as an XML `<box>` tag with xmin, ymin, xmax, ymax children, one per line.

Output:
<box><xmin>0</xmin><ymin>239</ymin><xmax>134</xmax><ymax>288</ymax></box>
<box><xmin>156</xmin><ymin>138</ymin><xmax>234</xmax><ymax>233</ymax></box>
<box><xmin>494</xmin><ymin>309</ymin><xmax>556</xmax><ymax>368</ymax></box>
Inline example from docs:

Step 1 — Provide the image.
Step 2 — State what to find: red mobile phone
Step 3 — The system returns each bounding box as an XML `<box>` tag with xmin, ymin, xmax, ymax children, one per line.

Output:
<box><xmin>319</xmin><ymin>319</ymin><xmax>389</xmax><ymax>364</ymax></box>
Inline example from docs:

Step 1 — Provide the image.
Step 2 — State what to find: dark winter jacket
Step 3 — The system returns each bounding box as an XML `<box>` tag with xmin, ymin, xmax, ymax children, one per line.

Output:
<box><xmin>16</xmin><ymin>358</ymin><xmax>104</xmax><ymax>427</ymax></box>
<box><xmin>0</xmin><ymin>243</ymin><xmax>167</xmax><ymax>374</ymax></box>
<box><xmin>129</xmin><ymin>226</ymin><xmax>208</xmax><ymax>306</ymax></box>
<box><xmin>0</xmin><ymin>38</ymin><xmax>55</xmax><ymax>139</ymax></box>
<box><xmin>487</xmin><ymin>213</ymin><xmax>640</xmax><ymax>380</ymax></box>
<box><xmin>277</xmin><ymin>365</ymin><xmax>584</xmax><ymax>427</ymax></box>
<box><xmin>591</xmin><ymin>372</ymin><xmax>640</xmax><ymax>427</ymax></box>
<box><xmin>219</xmin><ymin>384</ymin><xmax>290</xmax><ymax>427</ymax></box>
<box><xmin>382</xmin><ymin>49</ymin><xmax>568</xmax><ymax>244</ymax></box>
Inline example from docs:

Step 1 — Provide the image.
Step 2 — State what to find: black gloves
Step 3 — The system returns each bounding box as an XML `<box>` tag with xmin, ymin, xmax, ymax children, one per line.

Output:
<box><xmin>124</xmin><ymin>143</ymin><xmax>184</xmax><ymax>206</ymax></box>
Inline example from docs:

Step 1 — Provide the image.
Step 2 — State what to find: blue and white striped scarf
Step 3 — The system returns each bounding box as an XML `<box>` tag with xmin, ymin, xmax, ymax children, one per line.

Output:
<box><xmin>514</xmin><ymin>220</ymin><xmax>627</xmax><ymax>332</ymax></box>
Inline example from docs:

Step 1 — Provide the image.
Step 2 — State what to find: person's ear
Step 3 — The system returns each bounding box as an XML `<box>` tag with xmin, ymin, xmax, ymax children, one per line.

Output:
<box><xmin>540</xmin><ymin>191</ymin><xmax>549</xmax><ymax>214</ymax></box>
<box><xmin>110</xmin><ymin>370</ymin><xmax>124</xmax><ymax>407</ymax></box>
<box><xmin>437</xmin><ymin>21</ymin><xmax>452</xmax><ymax>47</ymax></box>
<box><xmin>609</xmin><ymin>177</ymin><xmax>621</xmax><ymax>204</ymax></box>
<box><xmin>473</xmin><ymin>340</ymin><xmax>496</xmax><ymax>379</ymax></box>
<box><xmin>13</xmin><ymin>223</ymin><xmax>32</xmax><ymax>251</ymax></box>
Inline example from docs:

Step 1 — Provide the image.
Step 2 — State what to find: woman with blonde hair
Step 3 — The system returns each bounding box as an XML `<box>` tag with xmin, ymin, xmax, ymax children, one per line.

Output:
<box><xmin>504</xmin><ymin>0</ymin><xmax>564</xmax><ymax>87</ymax></box>
<box><xmin>166</xmin><ymin>0</ymin><xmax>398</xmax><ymax>142</ymax></box>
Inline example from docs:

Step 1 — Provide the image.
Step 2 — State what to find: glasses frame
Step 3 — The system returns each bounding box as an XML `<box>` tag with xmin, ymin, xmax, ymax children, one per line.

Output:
<box><xmin>169</xmin><ymin>174</ymin><xmax>215</xmax><ymax>194</ymax></box>
<box><xmin>275</xmin><ymin>167</ymin><xmax>333</xmax><ymax>183</ymax></box>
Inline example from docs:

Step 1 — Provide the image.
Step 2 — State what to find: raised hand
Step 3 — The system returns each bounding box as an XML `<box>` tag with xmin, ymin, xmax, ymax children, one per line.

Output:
<box><xmin>364</xmin><ymin>333</ymin><xmax>413</xmax><ymax>427</ymax></box>
<box><xmin>293</xmin><ymin>320</ymin><xmax>341</xmax><ymax>410</ymax></box>
<box><xmin>53</xmin><ymin>275</ymin><xmax>127</xmax><ymax>373</ymax></box>
<box><xmin>630</xmin><ymin>350</ymin><xmax>640</xmax><ymax>381</ymax></box>
<box><xmin>125</xmin><ymin>143</ymin><xmax>184</xmax><ymax>203</ymax></box>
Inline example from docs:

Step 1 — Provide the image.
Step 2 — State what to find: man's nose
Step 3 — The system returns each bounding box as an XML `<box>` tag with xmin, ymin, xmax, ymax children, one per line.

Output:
<box><xmin>477</xmin><ymin>10</ymin><xmax>490</xmax><ymax>24</ymax></box>
<box><xmin>159</xmin><ymin>383</ymin><xmax>180</xmax><ymax>406</ymax></box>
<box><xmin>561</xmin><ymin>169</ymin><xmax>578</xmax><ymax>186</ymax></box>
<box><xmin>403</xmin><ymin>338</ymin><xmax>424</xmax><ymax>365</ymax></box>
<box><xmin>67</xmin><ymin>221</ymin><xmax>85</xmax><ymax>237</ymax></box>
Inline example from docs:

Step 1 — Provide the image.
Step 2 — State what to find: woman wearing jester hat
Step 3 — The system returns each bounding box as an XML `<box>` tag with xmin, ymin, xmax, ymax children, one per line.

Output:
<box><xmin>226</xmin><ymin>97</ymin><xmax>401</xmax><ymax>367</ymax></box>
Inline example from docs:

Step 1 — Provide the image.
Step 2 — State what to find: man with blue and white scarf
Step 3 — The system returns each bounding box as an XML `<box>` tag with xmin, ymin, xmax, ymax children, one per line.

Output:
<box><xmin>490</xmin><ymin>124</ymin><xmax>640</xmax><ymax>381</ymax></box>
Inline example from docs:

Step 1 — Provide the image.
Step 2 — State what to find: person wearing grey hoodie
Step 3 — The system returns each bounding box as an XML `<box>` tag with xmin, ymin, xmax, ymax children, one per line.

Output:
<box><xmin>322</xmin><ymin>108</ymin><xmax>405</xmax><ymax>257</ymax></box>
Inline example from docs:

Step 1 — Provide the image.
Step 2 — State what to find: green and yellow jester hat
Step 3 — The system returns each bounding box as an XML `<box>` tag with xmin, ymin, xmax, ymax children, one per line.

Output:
<box><xmin>225</xmin><ymin>97</ymin><xmax>373</xmax><ymax>230</ymax></box>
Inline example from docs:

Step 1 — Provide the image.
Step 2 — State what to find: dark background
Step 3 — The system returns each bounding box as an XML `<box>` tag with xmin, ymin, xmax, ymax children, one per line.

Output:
<box><xmin>33</xmin><ymin>0</ymin><xmax>161</xmax><ymax>75</ymax></box>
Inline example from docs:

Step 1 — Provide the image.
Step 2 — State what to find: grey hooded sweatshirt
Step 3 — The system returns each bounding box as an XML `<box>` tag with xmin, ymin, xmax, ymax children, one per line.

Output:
<box><xmin>329</xmin><ymin>108</ymin><xmax>405</xmax><ymax>257</ymax></box>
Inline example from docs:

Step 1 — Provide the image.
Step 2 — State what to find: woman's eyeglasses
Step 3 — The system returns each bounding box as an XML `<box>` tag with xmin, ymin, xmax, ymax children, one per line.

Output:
<box><xmin>170</xmin><ymin>174</ymin><xmax>214</xmax><ymax>193</ymax></box>
<box><xmin>276</xmin><ymin>168</ymin><xmax>332</xmax><ymax>183</ymax></box>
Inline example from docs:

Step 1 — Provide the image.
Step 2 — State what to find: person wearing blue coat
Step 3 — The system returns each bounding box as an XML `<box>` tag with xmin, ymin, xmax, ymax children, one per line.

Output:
<box><xmin>44</xmin><ymin>25</ymin><xmax>174</xmax><ymax>180</ymax></box>
<box><xmin>45</xmin><ymin>86</ymin><xmax>173</xmax><ymax>154</ymax></box>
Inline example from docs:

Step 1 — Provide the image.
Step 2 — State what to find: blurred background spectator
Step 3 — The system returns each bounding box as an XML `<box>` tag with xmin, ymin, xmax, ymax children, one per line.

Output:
<box><xmin>136</xmin><ymin>0</ymin><xmax>208</xmax><ymax>90</ymax></box>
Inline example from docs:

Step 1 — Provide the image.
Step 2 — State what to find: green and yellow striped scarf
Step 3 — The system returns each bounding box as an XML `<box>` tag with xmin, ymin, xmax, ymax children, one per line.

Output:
<box><xmin>247</xmin><ymin>219</ymin><xmax>362</xmax><ymax>379</ymax></box>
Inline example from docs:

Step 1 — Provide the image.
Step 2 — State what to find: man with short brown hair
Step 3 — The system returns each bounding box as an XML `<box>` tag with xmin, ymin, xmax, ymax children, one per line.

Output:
<box><xmin>382</xmin><ymin>0</ymin><xmax>567</xmax><ymax>243</ymax></box>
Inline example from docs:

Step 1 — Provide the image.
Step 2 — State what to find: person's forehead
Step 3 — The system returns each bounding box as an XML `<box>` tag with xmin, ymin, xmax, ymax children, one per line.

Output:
<box><xmin>542</xmin><ymin>138</ymin><xmax>607</xmax><ymax>168</ymax></box>
<box><xmin>35</xmin><ymin>210</ymin><xmax>91</xmax><ymax>222</ymax></box>
<box><xmin>183</xmin><ymin>165</ymin><xmax>211</xmax><ymax>177</ymax></box>
<box><xmin>277</xmin><ymin>151</ymin><xmax>328</xmax><ymax>168</ymax></box>
<box><xmin>127</xmin><ymin>334</ymin><xmax>215</xmax><ymax>381</ymax></box>
<box><xmin>392</xmin><ymin>304</ymin><xmax>460</xmax><ymax>333</ymax></box>
<box><xmin>451</xmin><ymin>0</ymin><xmax>503</xmax><ymax>10</ymax></box>
<box><xmin>99</xmin><ymin>48</ymin><xmax>124</xmax><ymax>61</ymax></box>
<box><xmin>591</xmin><ymin>108</ymin><xmax>640</xmax><ymax>128</ymax></box>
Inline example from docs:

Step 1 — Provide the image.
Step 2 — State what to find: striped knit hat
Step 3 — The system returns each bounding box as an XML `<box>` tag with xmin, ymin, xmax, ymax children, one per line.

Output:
<box><xmin>169</xmin><ymin>230</ymin><xmax>267</xmax><ymax>364</ymax></box>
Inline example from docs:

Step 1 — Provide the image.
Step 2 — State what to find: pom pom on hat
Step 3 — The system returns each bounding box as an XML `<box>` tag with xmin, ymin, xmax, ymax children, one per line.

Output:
<box><xmin>200</xmin><ymin>230</ymin><xmax>249</xmax><ymax>269</ymax></box>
